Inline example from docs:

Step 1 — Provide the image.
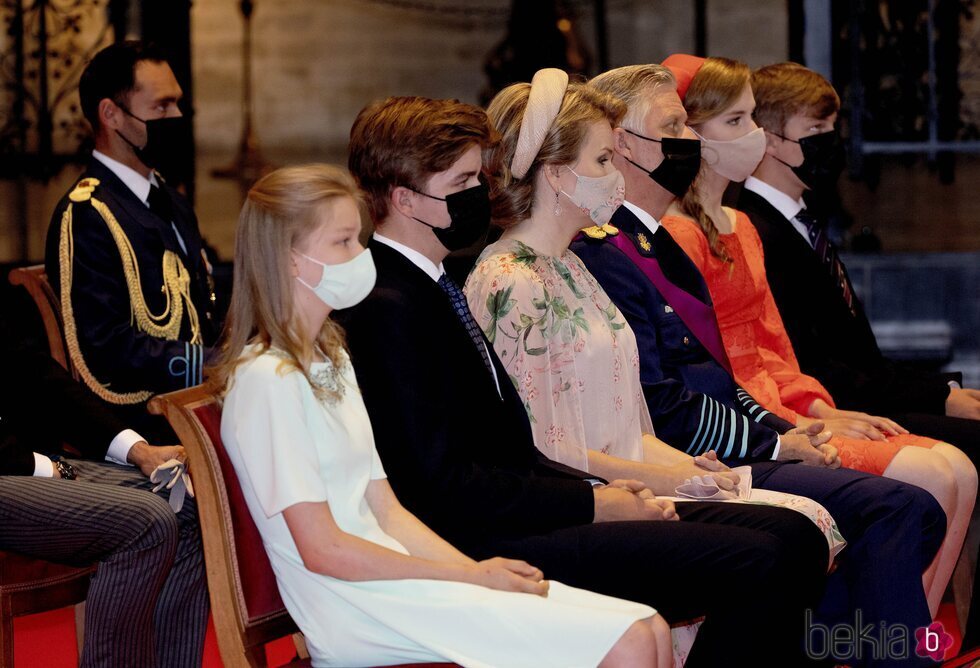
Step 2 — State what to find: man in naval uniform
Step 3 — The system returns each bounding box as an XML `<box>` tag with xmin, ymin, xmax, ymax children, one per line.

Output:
<box><xmin>45</xmin><ymin>41</ymin><xmax>218</xmax><ymax>440</ymax></box>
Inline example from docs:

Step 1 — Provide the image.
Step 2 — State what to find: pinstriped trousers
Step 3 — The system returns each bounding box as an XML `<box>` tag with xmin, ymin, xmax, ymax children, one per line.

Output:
<box><xmin>0</xmin><ymin>460</ymin><xmax>209</xmax><ymax>668</ymax></box>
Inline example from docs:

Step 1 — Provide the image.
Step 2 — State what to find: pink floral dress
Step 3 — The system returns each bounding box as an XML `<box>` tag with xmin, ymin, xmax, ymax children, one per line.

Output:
<box><xmin>465</xmin><ymin>238</ymin><xmax>653</xmax><ymax>472</ymax></box>
<box><xmin>466</xmin><ymin>239</ymin><xmax>847</xmax><ymax>572</ymax></box>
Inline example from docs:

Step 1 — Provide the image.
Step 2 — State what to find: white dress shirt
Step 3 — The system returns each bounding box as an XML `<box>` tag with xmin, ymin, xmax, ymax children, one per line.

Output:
<box><xmin>743</xmin><ymin>177</ymin><xmax>812</xmax><ymax>248</ymax></box>
<box><xmin>92</xmin><ymin>150</ymin><xmax>187</xmax><ymax>254</ymax></box>
<box><xmin>622</xmin><ymin>200</ymin><xmax>662</xmax><ymax>235</ymax></box>
<box><xmin>373</xmin><ymin>233</ymin><xmax>445</xmax><ymax>282</ymax></box>
<box><xmin>33</xmin><ymin>428</ymin><xmax>145</xmax><ymax>477</ymax></box>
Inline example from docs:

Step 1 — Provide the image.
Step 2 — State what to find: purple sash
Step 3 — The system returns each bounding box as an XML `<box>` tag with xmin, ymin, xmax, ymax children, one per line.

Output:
<box><xmin>607</xmin><ymin>232</ymin><xmax>734</xmax><ymax>376</ymax></box>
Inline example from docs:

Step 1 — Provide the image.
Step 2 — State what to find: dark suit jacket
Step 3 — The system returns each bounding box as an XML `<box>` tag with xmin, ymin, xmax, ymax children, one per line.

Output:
<box><xmin>572</xmin><ymin>205</ymin><xmax>792</xmax><ymax>464</ymax></box>
<box><xmin>44</xmin><ymin>158</ymin><xmax>218</xmax><ymax>431</ymax></box>
<box><xmin>1</xmin><ymin>329</ymin><xmax>127</xmax><ymax>476</ymax></box>
<box><xmin>334</xmin><ymin>240</ymin><xmax>596</xmax><ymax>555</ymax></box>
<box><xmin>738</xmin><ymin>187</ymin><xmax>955</xmax><ymax>416</ymax></box>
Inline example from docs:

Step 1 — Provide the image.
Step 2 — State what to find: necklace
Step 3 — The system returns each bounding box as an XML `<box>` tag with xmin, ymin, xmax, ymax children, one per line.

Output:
<box><xmin>309</xmin><ymin>355</ymin><xmax>346</xmax><ymax>405</ymax></box>
<box><xmin>267</xmin><ymin>345</ymin><xmax>347</xmax><ymax>405</ymax></box>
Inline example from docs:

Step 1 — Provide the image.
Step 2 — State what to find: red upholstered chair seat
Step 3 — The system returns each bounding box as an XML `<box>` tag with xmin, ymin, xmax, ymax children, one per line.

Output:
<box><xmin>0</xmin><ymin>551</ymin><xmax>94</xmax><ymax>666</ymax></box>
<box><xmin>190</xmin><ymin>403</ymin><xmax>284</xmax><ymax>621</ymax></box>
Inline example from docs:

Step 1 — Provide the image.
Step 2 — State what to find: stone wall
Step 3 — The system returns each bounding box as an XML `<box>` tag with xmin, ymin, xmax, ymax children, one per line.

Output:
<box><xmin>191</xmin><ymin>0</ymin><xmax>789</xmax><ymax>155</ymax></box>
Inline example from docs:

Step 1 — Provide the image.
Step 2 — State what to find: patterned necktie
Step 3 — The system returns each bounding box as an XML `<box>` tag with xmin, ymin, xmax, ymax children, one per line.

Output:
<box><xmin>795</xmin><ymin>207</ymin><xmax>857</xmax><ymax>316</ymax></box>
<box><xmin>437</xmin><ymin>273</ymin><xmax>498</xmax><ymax>382</ymax></box>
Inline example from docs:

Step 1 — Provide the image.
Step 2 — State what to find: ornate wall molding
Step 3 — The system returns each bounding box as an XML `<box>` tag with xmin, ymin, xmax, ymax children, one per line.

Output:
<box><xmin>0</xmin><ymin>0</ymin><xmax>112</xmax><ymax>177</ymax></box>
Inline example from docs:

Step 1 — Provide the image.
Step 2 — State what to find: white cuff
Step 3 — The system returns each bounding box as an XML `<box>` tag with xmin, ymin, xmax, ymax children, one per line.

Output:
<box><xmin>771</xmin><ymin>436</ymin><xmax>781</xmax><ymax>461</ymax></box>
<box><xmin>106</xmin><ymin>429</ymin><xmax>145</xmax><ymax>466</ymax></box>
<box><xmin>33</xmin><ymin>452</ymin><xmax>55</xmax><ymax>477</ymax></box>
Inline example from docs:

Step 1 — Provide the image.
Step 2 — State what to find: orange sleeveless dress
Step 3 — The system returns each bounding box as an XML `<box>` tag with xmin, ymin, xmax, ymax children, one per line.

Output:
<box><xmin>661</xmin><ymin>211</ymin><xmax>938</xmax><ymax>475</ymax></box>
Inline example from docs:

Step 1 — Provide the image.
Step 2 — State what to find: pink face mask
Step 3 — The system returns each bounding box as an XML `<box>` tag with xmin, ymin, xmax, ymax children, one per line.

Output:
<box><xmin>693</xmin><ymin>126</ymin><xmax>766</xmax><ymax>182</ymax></box>
<box><xmin>560</xmin><ymin>167</ymin><xmax>626</xmax><ymax>226</ymax></box>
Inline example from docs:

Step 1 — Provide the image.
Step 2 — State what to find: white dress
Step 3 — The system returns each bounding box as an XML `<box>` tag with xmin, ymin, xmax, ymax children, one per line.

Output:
<box><xmin>221</xmin><ymin>348</ymin><xmax>655</xmax><ymax>668</ymax></box>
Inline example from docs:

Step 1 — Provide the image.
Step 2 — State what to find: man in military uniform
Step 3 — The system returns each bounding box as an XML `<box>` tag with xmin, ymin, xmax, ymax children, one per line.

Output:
<box><xmin>45</xmin><ymin>41</ymin><xmax>218</xmax><ymax>440</ymax></box>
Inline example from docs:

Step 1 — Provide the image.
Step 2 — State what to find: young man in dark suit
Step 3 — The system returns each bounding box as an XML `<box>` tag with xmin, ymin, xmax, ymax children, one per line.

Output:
<box><xmin>573</xmin><ymin>64</ymin><xmax>948</xmax><ymax>666</ymax></box>
<box><xmin>335</xmin><ymin>95</ymin><xmax>880</xmax><ymax>667</ymax></box>
<box><xmin>739</xmin><ymin>61</ymin><xmax>980</xmax><ymax>447</ymax></box>
<box><xmin>741</xmin><ymin>60</ymin><xmax>980</xmax><ymax>647</ymax></box>
<box><xmin>0</xmin><ymin>324</ymin><xmax>207</xmax><ymax>667</ymax></box>
<box><xmin>44</xmin><ymin>41</ymin><xmax>218</xmax><ymax>441</ymax></box>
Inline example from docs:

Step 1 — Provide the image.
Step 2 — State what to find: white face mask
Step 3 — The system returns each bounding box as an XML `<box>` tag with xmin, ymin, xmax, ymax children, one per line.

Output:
<box><xmin>295</xmin><ymin>248</ymin><xmax>377</xmax><ymax>310</ymax></box>
<box><xmin>560</xmin><ymin>167</ymin><xmax>626</xmax><ymax>226</ymax></box>
<box><xmin>694</xmin><ymin>126</ymin><xmax>766</xmax><ymax>182</ymax></box>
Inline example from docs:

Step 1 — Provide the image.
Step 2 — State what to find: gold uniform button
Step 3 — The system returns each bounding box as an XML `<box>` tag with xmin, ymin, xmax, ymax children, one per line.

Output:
<box><xmin>683</xmin><ymin>336</ymin><xmax>690</xmax><ymax>346</ymax></box>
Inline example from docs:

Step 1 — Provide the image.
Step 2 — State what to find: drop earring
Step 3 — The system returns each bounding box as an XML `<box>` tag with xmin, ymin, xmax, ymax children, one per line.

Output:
<box><xmin>553</xmin><ymin>190</ymin><xmax>562</xmax><ymax>216</ymax></box>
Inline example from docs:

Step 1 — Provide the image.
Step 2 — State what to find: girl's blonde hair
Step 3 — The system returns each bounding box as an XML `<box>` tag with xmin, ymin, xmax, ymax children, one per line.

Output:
<box><xmin>680</xmin><ymin>57</ymin><xmax>751</xmax><ymax>262</ymax></box>
<box><xmin>210</xmin><ymin>163</ymin><xmax>363</xmax><ymax>399</ymax></box>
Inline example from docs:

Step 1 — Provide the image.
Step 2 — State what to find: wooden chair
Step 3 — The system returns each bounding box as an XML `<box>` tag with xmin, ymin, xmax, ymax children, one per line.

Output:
<box><xmin>149</xmin><ymin>385</ymin><xmax>455</xmax><ymax>668</ymax></box>
<box><xmin>149</xmin><ymin>386</ymin><xmax>303</xmax><ymax>668</ymax></box>
<box><xmin>2</xmin><ymin>265</ymin><xmax>91</xmax><ymax>667</ymax></box>
<box><xmin>8</xmin><ymin>265</ymin><xmax>75</xmax><ymax>378</ymax></box>
<box><xmin>0</xmin><ymin>556</ymin><xmax>94</xmax><ymax>667</ymax></box>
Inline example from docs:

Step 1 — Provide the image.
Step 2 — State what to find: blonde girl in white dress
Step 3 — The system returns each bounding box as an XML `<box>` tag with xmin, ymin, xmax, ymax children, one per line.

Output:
<box><xmin>212</xmin><ymin>163</ymin><xmax>671</xmax><ymax>668</ymax></box>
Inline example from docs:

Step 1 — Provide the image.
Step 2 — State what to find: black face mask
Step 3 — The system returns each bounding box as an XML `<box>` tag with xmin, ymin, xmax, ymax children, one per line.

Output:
<box><xmin>115</xmin><ymin>106</ymin><xmax>193</xmax><ymax>184</ymax></box>
<box><xmin>771</xmin><ymin>129</ymin><xmax>844</xmax><ymax>191</ymax></box>
<box><xmin>410</xmin><ymin>182</ymin><xmax>491</xmax><ymax>251</ymax></box>
<box><xmin>622</xmin><ymin>130</ymin><xmax>701</xmax><ymax>198</ymax></box>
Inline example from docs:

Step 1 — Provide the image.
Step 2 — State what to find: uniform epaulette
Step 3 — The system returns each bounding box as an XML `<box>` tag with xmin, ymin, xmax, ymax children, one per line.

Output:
<box><xmin>579</xmin><ymin>223</ymin><xmax>620</xmax><ymax>240</ymax></box>
<box><xmin>68</xmin><ymin>177</ymin><xmax>100</xmax><ymax>202</ymax></box>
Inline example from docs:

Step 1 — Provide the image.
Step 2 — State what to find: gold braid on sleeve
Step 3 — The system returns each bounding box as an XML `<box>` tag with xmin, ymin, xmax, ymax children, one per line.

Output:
<box><xmin>58</xmin><ymin>185</ymin><xmax>202</xmax><ymax>405</ymax></box>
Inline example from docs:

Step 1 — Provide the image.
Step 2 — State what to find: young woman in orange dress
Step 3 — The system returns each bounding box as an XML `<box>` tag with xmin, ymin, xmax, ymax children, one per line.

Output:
<box><xmin>658</xmin><ymin>53</ymin><xmax>976</xmax><ymax>617</ymax></box>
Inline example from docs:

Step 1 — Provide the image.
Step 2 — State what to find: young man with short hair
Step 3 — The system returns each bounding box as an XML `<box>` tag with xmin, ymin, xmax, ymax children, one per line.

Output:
<box><xmin>740</xmin><ymin>62</ymin><xmax>980</xmax><ymax>448</ymax></box>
